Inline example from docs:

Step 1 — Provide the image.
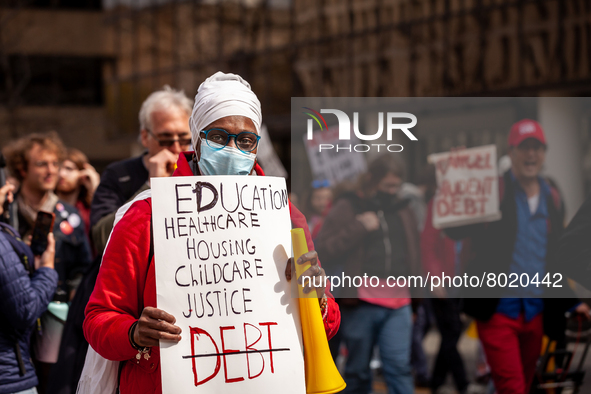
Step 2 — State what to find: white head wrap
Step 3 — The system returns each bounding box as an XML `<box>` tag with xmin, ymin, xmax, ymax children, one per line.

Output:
<box><xmin>190</xmin><ymin>71</ymin><xmax>262</xmax><ymax>149</ymax></box>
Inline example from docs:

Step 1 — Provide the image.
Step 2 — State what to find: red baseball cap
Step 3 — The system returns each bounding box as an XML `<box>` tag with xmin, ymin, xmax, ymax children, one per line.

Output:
<box><xmin>508</xmin><ymin>119</ymin><xmax>546</xmax><ymax>147</ymax></box>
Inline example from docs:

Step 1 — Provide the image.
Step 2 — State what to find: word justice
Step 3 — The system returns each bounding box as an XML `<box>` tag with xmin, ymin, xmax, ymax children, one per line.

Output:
<box><xmin>181</xmin><ymin>287</ymin><xmax>254</xmax><ymax>319</ymax></box>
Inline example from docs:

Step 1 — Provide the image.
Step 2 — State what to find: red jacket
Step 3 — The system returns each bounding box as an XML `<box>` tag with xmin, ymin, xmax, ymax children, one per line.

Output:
<box><xmin>84</xmin><ymin>153</ymin><xmax>340</xmax><ymax>394</ymax></box>
<box><xmin>421</xmin><ymin>199</ymin><xmax>460</xmax><ymax>278</ymax></box>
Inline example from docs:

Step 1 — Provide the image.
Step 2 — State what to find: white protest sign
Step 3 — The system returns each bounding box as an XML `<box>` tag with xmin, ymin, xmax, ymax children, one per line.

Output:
<box><xmin>151</xmin><ymin>176</ymin><xmax>305</xmax><ymax>394</ymax></box>
<box><xmin>257</xmin><ymin>125</ymin><xmax>288</xmax><ymax>178</ymax></box>
<box><xmin>428</xmin><ymin>145</ymin><xmax>501</xmax><ymax>229</ymax></box>
<box><xmin>304</xmin><ymin>126</ymin><xmax>367</xmax><ymax>185</ymax></box>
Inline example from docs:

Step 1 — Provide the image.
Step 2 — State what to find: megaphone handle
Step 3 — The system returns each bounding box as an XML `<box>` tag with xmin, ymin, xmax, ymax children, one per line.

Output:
<box><xmin>291</xmin><ymin>228</ymin><xmax>318</xmax><ymax>299</ymax></box>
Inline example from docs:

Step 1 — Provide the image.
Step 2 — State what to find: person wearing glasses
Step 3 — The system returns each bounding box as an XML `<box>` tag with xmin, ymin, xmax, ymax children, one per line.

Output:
<box><xmin>2</xmin><ymin>132</ymin><xmax>92</xmax><ymax>301</ymax></box>
<box><xmin>2</xmin><ymin>132</ymin><xmax>92</xmax><ymax>392</ymax></box>
<box><xmin>82</xmin><ymin>72</ymin><xmax>340</xmax><ymax>394</ymax></box>
<box><xmin>89</xmin><ymin>86</ymin><xmax>193</xmax><ymax>254</ymax></box>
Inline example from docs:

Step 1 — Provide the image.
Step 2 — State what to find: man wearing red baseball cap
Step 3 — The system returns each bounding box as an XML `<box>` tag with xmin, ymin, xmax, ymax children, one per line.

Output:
<box><xmin>507</xmin><ymin>119</ymin><xmax>547</xmax><ymax>187</ymax></box>
<box><xmin>450</xmin><ymin>119</ymin><xmax>590</xmax><ymax>393</ymax></box>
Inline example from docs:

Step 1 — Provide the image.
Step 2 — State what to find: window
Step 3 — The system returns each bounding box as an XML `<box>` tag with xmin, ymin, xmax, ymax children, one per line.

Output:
<box><xmin>0</xmin><ymin>56</ymin><xmax>105</xmax><ymax>106</ymax></box>
<box><xmin>10</xmin><ymin>0</ymin><xmax>102</xmax><ymax>10</ymax></box>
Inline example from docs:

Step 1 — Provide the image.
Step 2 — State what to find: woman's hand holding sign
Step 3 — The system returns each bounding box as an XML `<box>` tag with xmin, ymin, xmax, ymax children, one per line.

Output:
<box><xmin>285</xmin><ymin>251</ymin><xmax>326</xmax><ymax>301</ymax></box>
<box><xmin>133</xmin><ymin>307</ymin><xmax>182</xmax><ymax>348</ymax></box>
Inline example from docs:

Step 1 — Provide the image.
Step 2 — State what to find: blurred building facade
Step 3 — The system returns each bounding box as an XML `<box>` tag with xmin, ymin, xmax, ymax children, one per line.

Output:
<box><xmin>0</xmin><ymin>0</ymin><xmax>127</xmax><ymax>168</ymax></box>
<box><xmin>1</xmin><ymin>0</ymin><xmax>591</xmax><ymax>217</ymax></box>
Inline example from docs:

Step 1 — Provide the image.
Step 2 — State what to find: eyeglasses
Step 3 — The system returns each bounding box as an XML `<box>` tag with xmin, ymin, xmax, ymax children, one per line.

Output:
<box><xmin>34</xmin><ymin>161</ymin><xmax>60</xmax><ymax>169</ymax></box>
<box><xmin>201</xmin><ymin>128</ymin><xmax>261</xmax><ymax>153</ymax></box>
<box><xmin>147</xmin><ymin>130</ymin><xmax>192</xmax><ymax>148</ymax></box>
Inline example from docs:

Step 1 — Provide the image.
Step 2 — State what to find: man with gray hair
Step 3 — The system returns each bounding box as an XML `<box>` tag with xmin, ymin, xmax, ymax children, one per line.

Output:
<box><xmin>90</xmin><ymin>86</ymin><xmax>192</xmax><ymax>252</ymax></box>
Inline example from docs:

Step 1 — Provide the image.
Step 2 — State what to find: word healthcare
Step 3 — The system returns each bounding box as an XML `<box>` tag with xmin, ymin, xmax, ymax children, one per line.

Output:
<box><xmin>165</xmin><ymin>181</ymin><xmax>289</xmax><ymax>237</ymax></box>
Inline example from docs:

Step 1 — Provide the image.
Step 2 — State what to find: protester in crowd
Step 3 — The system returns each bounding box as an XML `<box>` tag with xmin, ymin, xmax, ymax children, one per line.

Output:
<box><xmin>400</xmin><ymin>169</ymin><xmax>433</xmax><ymax>388</ymax></box>
<box><xmin>3</xmin><ymin>132</ymin><xmax>92</xmax><ymax>299</ymax></box>
<box><xmin>446</xmin><ymin>119</ymin><xmax>590</xmax><ymax>394</ymax></box>
<box><xmin>421</xmin><ymin>199</ymin><xmax>468</xmax><ymax>394</ymax></box>
<box><xmin>499</xmin><ymin>155</ymin><xmax>567</xmax><ymax>220</ymax></box>
<box><xmin>56</xmin><ymin>148</ymin><xmax>100</xmax><ymax>239</ymax></box>
<box><xmin>3</xmin><ymin>132</ymin><xmax>92</xmax><ymax>392</ymax></box>
<box><xmin>83</xmin><ymin>72</ymin><xmax>340</xmax><ymax>394</ymax></box>
<box><xmin>47</xmin><ymin>88</ymin><xmax>193</xmax><ymax>394</ymax></box>
<box><xmin>315</xmin><ymin>154</ymin><xmax>420</xmax><ymax>394</ymax></box>
<box><xmin>0</xmin><ymin>181</ymin><xmax>58</xmax><ymax>394</ymax></box>
<box><xmin>314</xmin><ymin>180</ymin><xmax>355</xmax><ymax>363</ymax></box>
<box><xmin>90</xmin><ymin>86</ymin><xmax>193</xmax><ymax>254</ymax></box>
<box><xmin>399</xmin><ymin>182</ymin><xmax>426</xmax><ymax>233</ymax></box>
<box><xmin>303</xmin><ymin>179</ymin><xmax>333</xmax><ymax>240</ymax></box>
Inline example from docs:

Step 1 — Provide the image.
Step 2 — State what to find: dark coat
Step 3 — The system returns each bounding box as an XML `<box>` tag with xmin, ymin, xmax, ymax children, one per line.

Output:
<box><xmin>90</xmin><ymin>155</ymin><xmax>148</xmax><ymax>229</ymax></box>
<box><xmin>0</xmin><ymin>228</ymin><xmax>58</xmax><ymax>394</ymax></box>
<box><xmin>46</xmin><ymin>254</ymin><xmax>102</xmax><ymax>394</ymax></box>
<box><xmin>46</xmin><ymin>156</ymin><xmax>149</xmax><ymax>394</ymax></box>
<box><xmin>446</xmin><ymin>171</ymin><xmax>578</xmax><ymax>340</ymax></box>
<box><xmin>315</xmin><ymin>192</ymin><xmax>421</xmax><ymax>299</ymax></box>
<box><xmin>559</xmin><ymin>192</ymin><xmax>591</xmax><ymax>292</ymax></box>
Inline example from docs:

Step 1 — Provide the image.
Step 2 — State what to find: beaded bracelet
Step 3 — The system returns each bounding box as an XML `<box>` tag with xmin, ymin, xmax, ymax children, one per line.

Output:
<box><xmin>129</xmin><ymin>321</ymin><xmax>151</xmax><ymax>362</ymax></box>
<box><xmin>319</xmin><ymin>294</ymin><xmax>328</xmax><ymax>321</ymax></box>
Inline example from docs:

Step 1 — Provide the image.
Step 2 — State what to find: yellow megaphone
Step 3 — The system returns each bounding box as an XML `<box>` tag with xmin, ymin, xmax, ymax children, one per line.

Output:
<box><xmin>291</xmin><ymin>228</ymin><xmax>346</xmax><ymax>394</ymax></box>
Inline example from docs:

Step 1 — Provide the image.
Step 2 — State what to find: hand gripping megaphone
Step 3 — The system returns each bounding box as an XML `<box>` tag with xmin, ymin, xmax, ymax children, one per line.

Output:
<box><xmin>291</xmin><ymin>228</ymin><xmax>346</xmax><ymax>394</ymax></box>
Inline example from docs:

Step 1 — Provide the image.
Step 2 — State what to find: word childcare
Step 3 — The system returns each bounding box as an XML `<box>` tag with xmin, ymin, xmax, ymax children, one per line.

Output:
<box><xmin>304</xmin><ymin>108</ymin><xmax>418</xmax><ymax>153</ymax></box>
<box><xmin>152</xmin><ymin>176</ymin><xmax>305</xmax><ymax>393</ymax></box>
<box><xmin>429</xmin><ymin>145</ymin><xmax>501</xmax><ymax>229</ymax></box>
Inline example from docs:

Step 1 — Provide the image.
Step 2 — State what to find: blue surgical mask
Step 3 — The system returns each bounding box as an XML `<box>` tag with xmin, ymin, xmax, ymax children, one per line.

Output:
<box><xmin>197</xmin><ymin>140</ymin><xmax>256</xmax><ymax>176</ymax></box>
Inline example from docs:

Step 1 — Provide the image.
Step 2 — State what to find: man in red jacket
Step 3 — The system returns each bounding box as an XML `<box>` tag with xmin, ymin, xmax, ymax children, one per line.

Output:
<box><xmin>84</xmin><ymin>72</ymin><xmax>340</xmax><ymax>394</ymax></box>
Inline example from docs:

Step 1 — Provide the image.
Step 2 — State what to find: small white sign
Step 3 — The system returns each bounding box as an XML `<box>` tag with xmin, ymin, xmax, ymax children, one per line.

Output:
<box><xmin>304</xmin><ymin>126</ymin><xmax>367</xmax><ymax>185</ymax></box>
<box><xmin>257</xmin><ymin>125</ymin><xmax>288</xmax><ymax>178</ymax></box>
<box><xmin>428</xmin><ymin>145</ymin><xmax>501</xmax><ymax>229</ymax></box>
<box><xmin>151</xmin><ymin>176</ymin><xmax>305</xmax><ymax>393</ymax></box>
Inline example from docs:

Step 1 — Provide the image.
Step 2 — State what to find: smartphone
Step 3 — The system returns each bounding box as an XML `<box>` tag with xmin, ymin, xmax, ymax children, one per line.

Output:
<box><xmin>30</xmin><ymin>211</ymin><xmax>55</xmax><ymax>256</ymax></box>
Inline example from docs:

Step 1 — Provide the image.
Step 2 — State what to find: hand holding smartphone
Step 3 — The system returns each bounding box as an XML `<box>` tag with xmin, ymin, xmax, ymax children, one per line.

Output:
<box><xmin>31</xmin><ymin>211</ymin><xmax>55</xmax><ymax>256</ymax></box>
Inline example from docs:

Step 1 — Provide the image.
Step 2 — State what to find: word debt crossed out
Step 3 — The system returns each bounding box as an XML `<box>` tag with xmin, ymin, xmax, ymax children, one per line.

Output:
<box><xmin>184</xmin><ymin>322</ymin><xmax>289</xmax><ymax>386</ymax></box>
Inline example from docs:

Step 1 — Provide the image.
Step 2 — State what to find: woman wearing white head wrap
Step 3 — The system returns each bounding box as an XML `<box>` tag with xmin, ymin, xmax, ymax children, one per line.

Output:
<box><xmin>189</xmin><ymin>72</ymin><xmax>263</xmax><ymax>176</ymax></box>
<box><xmin>190</xmin><ymin>71</ymin><xmax>262</xmax><ymax>142</ymax></box>
<box><xmin>83</xmin><ymin>72</ymin><xmax>340</xmax><ymax>394</ymax></box>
